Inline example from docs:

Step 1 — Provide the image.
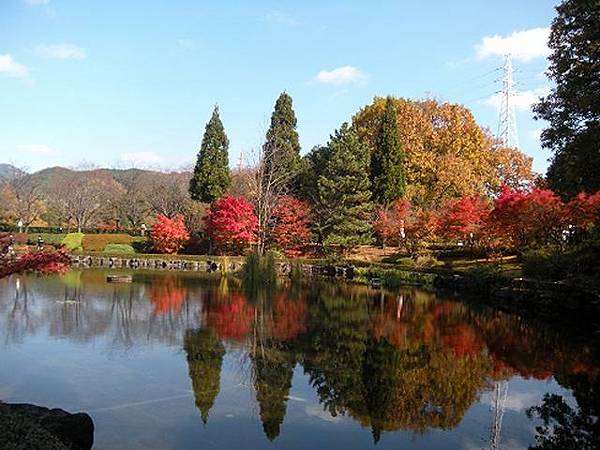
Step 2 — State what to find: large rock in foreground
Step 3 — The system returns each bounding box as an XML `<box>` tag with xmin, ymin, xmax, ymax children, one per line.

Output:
<box><xmin>0</xmin><ymin>402</ymin><xmax>94</xmax><ymax>450</ymax></box>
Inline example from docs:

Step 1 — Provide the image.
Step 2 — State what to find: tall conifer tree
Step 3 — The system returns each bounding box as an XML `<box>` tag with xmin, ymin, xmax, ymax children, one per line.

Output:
<box><xmin>319</xmin><ymin>123</ymin><xmax>373</xmax><ymax>248</ymax></box>
<box><xmin>534</xmin><ymin>0</ymin><xmax>600</xmax><ymax>197</ymax></box>
<box><xmin>371</xmin><ymin>96</ymin><xmax>406</xmax><ymax>204</ymax></box>
<box><xmin>189</xmin><ymin>106</ymin><xmax>230</xmax><ymax>203</ymax></box>
<box><xmin>262</xmin><ymin>92</ymin><xmax>301</xmax><ymax>190</ymax></box>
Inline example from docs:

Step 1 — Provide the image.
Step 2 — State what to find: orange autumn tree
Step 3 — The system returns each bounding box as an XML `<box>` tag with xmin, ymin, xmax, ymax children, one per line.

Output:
<box><xmin>150</xmin><ymin>214</ymin><xmax>190</xmax><ymax>254</ymax></box>
<box><xmin>352</xmin><ymin>97</ymin><xmax>534</xmax><ymax>207</ymax></box>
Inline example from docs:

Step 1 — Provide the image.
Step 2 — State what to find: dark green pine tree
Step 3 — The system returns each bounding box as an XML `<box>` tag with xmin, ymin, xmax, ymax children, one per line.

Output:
<box><xmin>318</xmin><ymin>123</ymin><xmax>373</xmax><ymax>248</ymax></box>
<box><xmin>371</xmin><ymin>96</ymin><xmax>406</xmax><ymax>204</ymax></box>
<box><xmin>189</xmin><ymin>105</ymin><xmax>231</xmax><ymax>203</ymax></box>
<box><xmin>262</xmin><ymin>92</ymin><xmax>302</xmax><ymax>190</ymax></box>
<box><xmin>534</xmin><ymin>0</ymin><xmax>600</xmax><ymax>197</ymax></box>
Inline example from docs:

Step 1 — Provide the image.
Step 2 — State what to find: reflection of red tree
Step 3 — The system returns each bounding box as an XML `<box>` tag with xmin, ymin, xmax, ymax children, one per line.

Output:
<box><xmin>441</xmin><ymin>325</ymin><xmax>484</xmax><ymax>358</ymax></box>
<box><xmin>271</xmin><ymin>295</ymin><xmax>307</xmax><ymax>341</ymax></box>
<box><xmin>206</xmin><ymin>294</ymin><xmax>255</xmax><ymax>340</ymax></box>
<box><xmin>149</xmin><ymin>277</ymin><xmax>186</xmax><ymax>314</ymax></box>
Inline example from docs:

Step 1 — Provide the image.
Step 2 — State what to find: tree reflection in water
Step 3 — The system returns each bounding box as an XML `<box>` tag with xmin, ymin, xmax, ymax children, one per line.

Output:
<box><xmin>0</xmin><ymin>270</ymin><xmax>598</xmax><ymax>445</ymax></box>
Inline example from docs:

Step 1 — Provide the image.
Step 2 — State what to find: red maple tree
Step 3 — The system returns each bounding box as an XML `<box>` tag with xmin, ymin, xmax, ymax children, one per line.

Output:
<box><xmin>373</xmin><ymin>199</ymin><xmax>410</xmax><ymax>247</ymax></box>
<box><xmin>484</xmin><ymin>186</ymin><xmax>567</xmax><ymax>251</ymax></box>
<box><xmin>150</xmin><ymin>214</ymin><xmax>190</xmax><ymax>254</ymax></box>
<box><xmin>271</xmin><ymin>196</ymin><xmax>311</xmax><ymax>256</ymax></box>
<box><xmin>205</xmin><ymin>195</ymin><xmax>258</xmax><ymax>252</ymax></box>
<box><xmin>438</xmin><ymin>195</ymin><xmax>491</xmax><ymax>245</ymax></box>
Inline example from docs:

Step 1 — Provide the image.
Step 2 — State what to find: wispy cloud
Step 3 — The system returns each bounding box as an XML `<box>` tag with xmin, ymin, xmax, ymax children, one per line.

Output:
<box><xmin>476</xmin><ymin>28</ymin><xmax>551</xmax><ymax>62</ymax></box>
<box><xmin>24</xmin><ymin>0</ymin><xmax>50</xmax><ymax>5</ymax></box>
<box><xmin>481</xmin><ymin>86</ymin><xmax>550</xmax><ymax>112</ymax></box>
<box><xmin>315</xmin><ymin>66</ymin><xmax>367</xmax><ymax>85</ymax></box>
<box><xmin>16</xmin><ymin>144</ymin><xmax>57</xmax><ymax>155</ymax></box>
<box><xmin>38</xmin><ymin>43</ymin><xmax>86</xmax><ymax>60</ymax></box>
<box><xmin>262</xmin><ymin>11</ymin><xmax>299</xmax><ymax>26</ymax></box>
<box><xmin>119</xmin><ymin>151</ymin><xmax>163</xmax><ymax>167</ymax></box>
<box><xmin>0</xmin><ymin>54</ymin><xmax>29</xmax><ymax>78</ymax></box>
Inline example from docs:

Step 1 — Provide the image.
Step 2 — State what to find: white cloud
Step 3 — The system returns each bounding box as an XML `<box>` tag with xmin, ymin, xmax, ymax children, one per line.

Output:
<box><xmin>481</xmin><ymin>86</ymin><xmax>550</xmax><ymax>112</ymax></box>
<box><xmin>262</xmin><ymin>11</ymin><xmax>298</xmax><ymax>26</ymax></box>
<box><xmin>24</xmin><ymin>0</ymin><xmax>50</xmax><ymax>5</ymax></box>
<box><xmin>119</xmin><ymin>151</ymin><xmax>163</xmax><ymax>166</ymax></box>
<box><xmin>476</xmin><ymin>28</ymin><xmax>551</xmax><ymax>62</ymax></box>
<box><xmin>315</xmin><ymin>66</ymin><xmax>367</xmax><ymax>85</ymax></box>
<box><xmin>304</xmin><ymin>405</ymin><xmax>342</xmax><ymax>423</ymax></box>
<box><xmin>0</xmin><ymin>54</ymin><xmax>29</xmax><ymax>78</ymax></box>
<box><xmin>16</xmin><ymin>144</ymin><xmax>57</xmax><ymax>155</ymax></box>
<box><xmin>39</xmin><ymin>44</ymin><xmax>86</xmax><ymax>60</ymax></box>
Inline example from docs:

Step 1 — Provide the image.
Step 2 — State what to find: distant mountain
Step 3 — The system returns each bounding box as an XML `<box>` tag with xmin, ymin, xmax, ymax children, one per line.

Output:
<box><xmin>0</xmin><ymin>164</ymin><xmax>25</xmax><ymax>182</ymax></box>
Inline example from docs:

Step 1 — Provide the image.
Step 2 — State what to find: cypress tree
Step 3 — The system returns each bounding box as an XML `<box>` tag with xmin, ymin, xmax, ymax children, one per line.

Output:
<box><xmin>319</xmin><ymin>123</ymin><xmax>373</xmax><ymax>248</ymax></box>
<box><xmin>262</xmin><ymin>92</ymin><xmax>302</xmax><ymax>190</ymax></box>
<box><xmin>371</xmin><ymin>96</ymin><xmax>406</xmax><ymax>204</ymax></box>
<box><xmin>189</xmin><ymin>105</ymin><xmax>230</xmax><ymax>203</ymax></box>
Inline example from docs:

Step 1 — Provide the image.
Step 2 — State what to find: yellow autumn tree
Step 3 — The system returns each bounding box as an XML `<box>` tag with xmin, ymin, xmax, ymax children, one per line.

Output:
<box><xmin>352</xmin><ymin>97</ymin><xmax>534</xmax><ymax>207</ymax></box>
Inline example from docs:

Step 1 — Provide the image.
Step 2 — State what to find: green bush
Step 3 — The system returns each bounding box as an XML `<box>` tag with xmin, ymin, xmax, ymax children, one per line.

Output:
<box><xmin>82</xmin><ymin>234</ymin><xmax>133</xmax><ymax>251</ymax></box>
<box><xmin>244</xmin><ymin>251</ymin><xmax>277</xmax><ymax>285</ymax></box>
<box><xmin>522</xmin><ymin>247</ymin><xmax>565</xmax><ymax>281</ymax></box>
<box><xmin>131</xmin><ymin>236</ymin><xmax>153</xmax><ymax>253</ymax></box>
<box><xmin>62</xmin><ymin>233</ymin><xmax>84</xmax><ymax>251</ymax></box>
<box><xmin>103</xmin><ymin>243</ymin><xmax>136</xmax><ymax>254</ymax></box>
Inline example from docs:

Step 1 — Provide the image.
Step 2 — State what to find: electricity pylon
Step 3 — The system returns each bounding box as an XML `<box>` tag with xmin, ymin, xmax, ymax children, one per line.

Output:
<box><xmin>497</xmin><ymin>54</ymin><xmax>519</xmax><ymax>148</ymax></box>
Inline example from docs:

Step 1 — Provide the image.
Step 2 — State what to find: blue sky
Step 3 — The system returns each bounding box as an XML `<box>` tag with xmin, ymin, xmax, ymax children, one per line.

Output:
<box><xmin>1</xmin><ymin>0</ymin><xmax>557</xmax><ymax>173</ymax></box>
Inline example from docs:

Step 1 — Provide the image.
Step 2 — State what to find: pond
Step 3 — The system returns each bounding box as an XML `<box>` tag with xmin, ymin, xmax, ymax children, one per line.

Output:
<box><xmin>0</xmin><ymin>269</ymin><xmax>598</xmax><ymax>449</ymax></box>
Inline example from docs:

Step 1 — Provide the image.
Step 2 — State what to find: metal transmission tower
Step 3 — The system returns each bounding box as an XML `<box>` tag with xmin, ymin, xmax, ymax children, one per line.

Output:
<box><xmin>497</xmin><ymin>54</ymin><xmax>519</xmax><ymax>148</ymax></box>
<box><xmin>488</xmin><ymin>380</ymin><xmax>509</xmax><ymax>450</ymax></box>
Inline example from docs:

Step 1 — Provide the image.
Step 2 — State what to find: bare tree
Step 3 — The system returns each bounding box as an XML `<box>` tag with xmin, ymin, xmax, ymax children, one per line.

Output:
<box><xmin>144</xmin><ymin>171</ymin><xmax>191</xmax><ymax>218</ymax></box>
<box><xmin>48</xmin><ymin>170</ymin><xmax>122</xmax><ymax>232</ymax></box>
<box><xmin>252</xmin><ymin>141</ymin><xmax>294</xmax><ymax>255</ymax></box>
<box><xmin>9</xmin><ymin>173</ymin><xmax>46</xmax><ymax>231</ymax></box>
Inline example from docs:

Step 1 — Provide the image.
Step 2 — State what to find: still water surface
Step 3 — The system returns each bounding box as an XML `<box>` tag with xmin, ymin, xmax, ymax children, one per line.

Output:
<box><xmin>0</xmin><ymin>269</ymin><xmax>598</xmax><ymax>449</ymax></box>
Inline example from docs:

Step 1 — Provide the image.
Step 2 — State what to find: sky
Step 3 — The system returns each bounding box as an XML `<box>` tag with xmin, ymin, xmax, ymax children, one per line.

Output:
<box><xmin>0</xmin><ymin>0</ymin><xmax>558</xmax><ymax>173</ymax></box>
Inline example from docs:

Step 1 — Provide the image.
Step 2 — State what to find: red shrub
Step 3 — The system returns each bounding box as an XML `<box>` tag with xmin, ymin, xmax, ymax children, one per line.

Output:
<box><xmin>150</xmin><ymin>214</ymin><xmax>190</xmax><ymax>254</ymax></box>
<box><xmin>0</xmin><ymin>249</ymin><xmax>71</xmax><ymax>278</ymax></box>
<box><xmin>271</xmin><ymin>196</ymin><xmax>311</xmax><ymax>256</ymax></box>
<box><xmin>205</xmin><ymin>195</ymin><xmax>257</xmax><ymax>252</ymax></box>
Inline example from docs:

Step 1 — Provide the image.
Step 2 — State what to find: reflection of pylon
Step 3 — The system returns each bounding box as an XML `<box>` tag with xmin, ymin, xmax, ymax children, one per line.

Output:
<box><xmin>497</xmin><ymin>54</ymin><xmax>519</xmax><ymax>148</ymax></box>
<box><xmin>489</xmin><ymin>380</ymin><xmax>508</xmax><ymax>450</ymax></box>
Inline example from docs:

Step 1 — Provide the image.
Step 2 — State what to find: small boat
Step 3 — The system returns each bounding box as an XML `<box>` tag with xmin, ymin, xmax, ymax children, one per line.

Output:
<box><xmin>107</xmin><ymin>275</ymin><xmax>133</xmax><ymax>283</ymax></box>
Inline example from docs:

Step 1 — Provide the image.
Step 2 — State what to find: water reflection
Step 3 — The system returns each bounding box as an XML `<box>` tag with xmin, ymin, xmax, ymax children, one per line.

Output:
<box><xmin>0</xmin><ymin>269</ymin><xmax>598</xmax><ymax>449</ymax></box>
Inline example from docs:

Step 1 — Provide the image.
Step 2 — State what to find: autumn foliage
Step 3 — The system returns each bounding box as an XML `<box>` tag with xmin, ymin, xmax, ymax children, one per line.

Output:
<box><xmin>373</xmin><ymin>199</ymin><xmax>410</xmax><ymax>247</ymax></box>
<box><xmin>271</xmin><ymin>196</ymin><xmax>311</xmax><ymax>256</ymax></box>
<box><xmin>0</xmin><ymin>249</ymin><xmax>71</xmax><ymax>278</ymax></box>
<box><xmin>437</xmin><ymin>195</ymin><xmax>490</xmax><ymax>244</ymax></box>
<box><xmin>205</xmin><ymin>195</ymin><xmax>258</xmax><ymax>252</ymax></box>
<box><xmin>150</xmin><ymin>214</ymin><xmax>190</xmax><ymax>254</ymax></box>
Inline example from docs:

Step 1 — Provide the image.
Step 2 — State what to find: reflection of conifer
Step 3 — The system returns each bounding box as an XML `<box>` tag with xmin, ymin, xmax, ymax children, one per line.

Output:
<box><xmin>302</xmin><ymin>287</ymin><xmax>369</xmax><ymax>416</ymax></box>
<box><xmin>184</xmin><ymin>329</ymin><xmax>225</xmax><ymax>424</ymax></box>
<box><xmin>253</xmin><ymin>351</ymin><xmax>295</xmax><ymax>441</ymax></box>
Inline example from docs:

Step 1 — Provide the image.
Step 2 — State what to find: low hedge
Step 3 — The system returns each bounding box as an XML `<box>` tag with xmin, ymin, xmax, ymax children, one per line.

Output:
<box><xmin>62</xmin><ymin>233</ymin><xmax>84</xmax><ymax>251</ymax></box>
<box><xmin>103</xmin><ymin>243</ymin><xmax>136</xmax><ymax>254</ymax></box>
<box><xmin>82</xmin><ymin>234</ymin><xmax>133</xmax><ymax>252</ymax></box>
